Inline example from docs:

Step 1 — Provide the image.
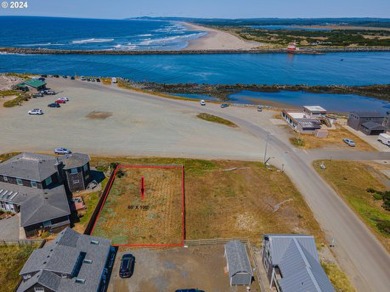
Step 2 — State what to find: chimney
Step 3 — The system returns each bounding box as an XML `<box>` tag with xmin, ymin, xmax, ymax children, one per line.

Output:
<box><xmin>55</xmin><ymin>158</ymin><xmax>65</xmax><ymax>183</ymax></box>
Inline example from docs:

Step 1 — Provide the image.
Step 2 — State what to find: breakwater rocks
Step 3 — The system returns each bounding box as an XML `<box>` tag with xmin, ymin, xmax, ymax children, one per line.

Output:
<box><xmin>1</xmin><ymin>47</ymin><xmax>390</xmax><ymax>55</ymax></box>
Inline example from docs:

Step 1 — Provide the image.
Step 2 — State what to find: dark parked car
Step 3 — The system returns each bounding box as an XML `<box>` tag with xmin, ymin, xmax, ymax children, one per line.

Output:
<box><xmin>96</xmin><ymin>78</ymin><xmax>101</xmax><ymax>82</ymax></box>
<box><xmin>70</xmin><ymin>76</ymin><xmax>75</xmax><ymax>80</ymax></box>
<box><xmin>220</xmin><ymin>103</ymin><xmax>229</xmax><ymax>108</ymax></box>
<box><xmin>119</xmin><ymin>254</ymin><xmax>135</xmax><ymax>278</ymax></box>
<box><xmin>48</xmin><ymin>103</ymin><xmax>60</xmax><ymax>108</ymax></box>
<box><xmin>175</xmin><ymin>289</ymin><xmax>204</xmax><ymax>292</ymax></box>
<box><xmin>53</xmin><ymin>74</ymin><xmax>59</xmax><ymax>78</ymax></box>
<box><xmin>41</xmin><ymin>74</ymin><xmax>47</xmax><ymax>78</ymax></box>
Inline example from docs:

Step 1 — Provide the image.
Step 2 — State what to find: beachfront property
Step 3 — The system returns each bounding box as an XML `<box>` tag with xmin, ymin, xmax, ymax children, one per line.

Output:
<box><xmin>0</xmin><ymin>152</ymin><xmax>91</xmax><ymax>237</ymax></box>
<box><xmin>347</xmin><ymin>112</ymin><xmax>387</xmax><ymax>135</ymax></box>
<box><xmin>262</xmin><ymin>234</ymin><xmax>334</xmax><ymax>292</ymax></box>
<box><xmin>17</xmin><ymin>228</ymin><xmax>114</xmax><ymax>292</ymax></box>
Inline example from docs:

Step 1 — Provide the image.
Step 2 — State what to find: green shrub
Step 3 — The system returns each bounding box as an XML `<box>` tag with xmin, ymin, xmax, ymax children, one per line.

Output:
<box><xmin>373</xmin><ymin>193</ymin><xmax>384</xmax><ymax>200</ymax></box>
<box><xmin>377</xmin><ymin>220</ymin><xmax>390</xmax><ymax>235</ymax></box>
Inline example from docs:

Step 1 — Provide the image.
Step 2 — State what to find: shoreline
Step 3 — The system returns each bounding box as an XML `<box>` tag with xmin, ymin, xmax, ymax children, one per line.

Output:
<box><xmin>181</xmin><ymin>22</ymin><xmax>262</xmax><ymax>51</ymax></box>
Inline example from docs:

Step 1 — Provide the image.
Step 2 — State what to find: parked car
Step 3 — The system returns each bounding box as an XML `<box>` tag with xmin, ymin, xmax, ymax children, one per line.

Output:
<box><xmin>55</xmin><ymin>99</ymin><xmax>66</xmax><ymax>104</ymax></box>
<box><xmin>33</xmin><ymin>93</ymin><xmax>44</xmax><ymax>98</ymax></box>
<box><xmin>58</xmin><ymin>97</ymin><xmax>69</xmax><ymax>102</ymax></box>
<box><xmin>343</xmin><ymin>138</ymin><xmax>356</xmax><ymax>147</ymax></box>
<box><xmin>80</xmin><ymin>76</ymin><xmax>86</xmax><ymax>81</ymax></box>
<box><xmin>62</xmin><ymin>75</ymin><xmax>68</xmax><ymax>78</ymax></box>
<box><xmin>200</xmin><ymin>100</ymin><xmax>206</xmax><ymax>106</ymax></box>
<box><xmin>28</xmin><ymin>109</ymin><xmax>43</xmax><ymax>115</ymax></box>
<box><xmin>119</xmin><ymin>254</ymin><xmax>135</xmax><ymax>278</ymax></box>
<box><xmin>175</xmin><ymin>289</ymin><xmax>204</xmax><ymax>292</ymax></box>
<box><xmin>378</xmin><ymin>133</ymin><xmax>390</xmax><ymax>146</ymax></box>
<box><xmin>96</xmin><ymin>78</ymin><xmax>101</xmax><ymax>82</ymax></box>
<box><xmin>53</xmin><ymin>74</ymin><xmax>59</xmax><ymax>78</ymax></box>
<box><xmin>70</xmin><ymin>76</ymin><xmax>75</xmax><ymax>80</ymax></box>
<box><xmin>54</xmin><ymin>147</ymin><xmax>72</xmax><ymax>155</ymax></box>
<box><xmin>220</xmin><ymin>103</ymin><xmax>229</xmax><ymax>108</ymax></box>
<box><xmin>38</xmin><ymin>77</ymin><xmax>45</xmax><ymax>81</ymax></box>
<box><xmin>257</xmin><ymin>105</ymin><xmax>263</xmax><ymax>112</ymax></box>
<box><xmin>41</xmin><ymin>74</ymin><xmax>47</xmax><ymax>78</ymax></box>
<box><xmin>48</xmin><ymin>103</ymin><xmax>60</xmax><ymax>108</ymax></box>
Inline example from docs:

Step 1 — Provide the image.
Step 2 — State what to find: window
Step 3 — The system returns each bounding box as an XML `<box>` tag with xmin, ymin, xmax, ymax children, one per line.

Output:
<box><xmin>83</xmin><ymin>164</ymin><xmax>88</xmax><ymax>172</ymax></box>
<box><xmin>75</xmin><ymin>278</ymin><xmax>86</xmax><ymax>284</ymax></box>
<box><xmin>45</xmin><ymin>176</ymin><xmax>52</xmax><ymax>187</ymax></box>
<box><xmin>90</xmin><ymin>240</ymin><xmax>99</xmax><ymax>245</ymax></box>
<box><xmin>71</xmin><ymin>168</ymin><xmax>78</xmax><ymax>174</ymax></box>
<box><xmin>34</xmin><ymin>287</ymin><xmax>44</xmax><ymax>292</ymax></box>
<box><xmin>73</xmin><ymin>180</ymin><xmax>80</xmax><ymax>184</ymax></box>
<box><xmin>3</xmin><ymin>176</ymin><xmax>8</xmax><ymax>182</ymax></box>
<box><xmin>16</xmin><ymin>178</ymin><xmax>23</xmax><ymax>186</ymax></box>
<box><xmin>31</xmin><ymin>181</ymin><xmax>37</xmax><ymax>188</ymax></box>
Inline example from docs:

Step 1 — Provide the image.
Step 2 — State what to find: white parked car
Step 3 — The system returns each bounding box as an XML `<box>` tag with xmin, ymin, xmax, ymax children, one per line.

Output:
<box><xmin>200</xmin><ymin>100</ymin><xmax>206</xmax><ymax>106</ymax></box>
<box><xmin>58</xmin><ymin>97</ymin><xmax>69</xmax><ymax>102</ymax></box>
<box><xmin>54</xmin><ymin>147</ymin><xmax>72</xmax><ymax>155</ymax></box>
<box><xmin>343</xmin><ymin>138</ymin><xmax>356</xmax><ymax>147</ymax></box>
<box><xmin>28</xmin><ymin>109</ymin><xmax>44</xmax><ymax>115</ymax></box>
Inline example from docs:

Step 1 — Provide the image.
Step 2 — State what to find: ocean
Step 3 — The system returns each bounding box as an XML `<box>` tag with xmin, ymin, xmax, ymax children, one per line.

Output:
<box><xmin>0</xmin><ymin>16</ymin><xmax>389</xmax><ymax>110</ymax></box>
<box><xmin>0</xmin><ymin>16</ymin><xmax>205</xmax><ymax>51</ymax></box>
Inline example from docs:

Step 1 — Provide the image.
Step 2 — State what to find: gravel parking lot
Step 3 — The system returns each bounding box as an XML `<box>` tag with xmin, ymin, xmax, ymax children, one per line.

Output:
<box><xmin>0</xmin><ymin>78</ymin><xmax>271</xmax><ymax>161</ymax></box>
<box><xmin>108</xmin><ymin>245</ymin><xmax>257</xmax><ymax>292</ymax></box>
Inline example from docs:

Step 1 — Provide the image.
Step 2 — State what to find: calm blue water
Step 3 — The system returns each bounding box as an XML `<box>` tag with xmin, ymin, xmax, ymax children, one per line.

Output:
<box><xmin>229</xmin><ymin>90</ymin><xmax>390</xmax><ymax>113</ymax></box>
<box><xmin>1</xmin><ymin>52</ymin><xmax>389</xmax><ymax>85</ymax></box>
<box><xmin>0</xmin><ymin>16</ymin><xmax>205</xmax><ymax>51</ymax></box>
<box><xmin>173</xmin><ymin>93</ymin><xmax>217</xmax><ymax>101</ymax></box>
<box><xmin>250</xmin><ymin>25</ymin><xmax>331</xmax><ymax>31</ymax></box>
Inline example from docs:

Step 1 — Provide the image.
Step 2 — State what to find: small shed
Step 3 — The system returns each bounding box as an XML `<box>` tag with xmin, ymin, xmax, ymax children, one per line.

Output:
<box><xmin>224</xmin><ymin>240</ymin><xmax>253</xmax><ymax>286</ymax></box>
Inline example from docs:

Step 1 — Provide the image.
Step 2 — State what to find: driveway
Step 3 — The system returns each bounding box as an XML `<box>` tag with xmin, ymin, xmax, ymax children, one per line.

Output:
<box><xmin>0</xmin><ymin>214</ymin><xmax>19</xmax><ymax>240</ymax></box>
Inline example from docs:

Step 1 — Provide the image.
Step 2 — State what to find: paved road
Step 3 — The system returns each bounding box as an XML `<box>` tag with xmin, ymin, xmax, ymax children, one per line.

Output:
<box><xmin>2</xmin><ymin>79</ymin><xmax>390</xmax><ymax>290</ymax></box>
<box><xmin>0</xmin><ymin>214</ymin><xmax>19</xmax><ymax>240</ymax></box>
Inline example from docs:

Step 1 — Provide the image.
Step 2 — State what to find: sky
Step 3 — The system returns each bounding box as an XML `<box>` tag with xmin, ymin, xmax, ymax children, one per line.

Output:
<box><xmin>0</xmin><ymin>0</ymin><xmax>389</xmax><ymax>19</ymax></box>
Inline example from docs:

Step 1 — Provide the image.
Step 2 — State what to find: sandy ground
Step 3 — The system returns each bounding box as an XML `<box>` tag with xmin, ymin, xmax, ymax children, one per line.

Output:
<box><xmin>183</xmin><ymin>22</ymin><xmax>261</xmax><ymax>50</ymax></box>
<box><xmin>0</xmin><ymin>75</ymin><xmax>23</xmax><ymax>91</ymax></box>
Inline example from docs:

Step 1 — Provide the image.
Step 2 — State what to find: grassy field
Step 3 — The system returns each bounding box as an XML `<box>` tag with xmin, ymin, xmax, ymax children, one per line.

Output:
<box><xmin>90</xmin><ymin>157</ymin><xmax>324</xmax><ymax>244</ymax></box>
<box><xmin>197</xmin><ymin>113</ymin><xmax>237</xmax><ymax>127</ymax></box>
<box><xmin>0</xmin><ymin>243</ymin><xmax>41</xmax><ymax>292</ymax></box>
<box><xmin>291</xmin><ymin>125</ymin><xmax>375</xmax><ymax>151</ymax></box>
<box><xmin>92</xmin><ymin>166</ymin><xmax>183</xmax><ymax>245</ymax></box>
<box><xmin>314</xmin><ymin>160</ymin><xmax>390</xmax><ymax>251</ymax></box>
<box><xmin>322</xmin><ymin>261</ymin><xmax>355</xmax><ymax>292</ymax></box>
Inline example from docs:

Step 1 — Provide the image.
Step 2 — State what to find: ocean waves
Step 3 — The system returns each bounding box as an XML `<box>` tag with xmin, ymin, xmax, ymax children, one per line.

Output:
<box><xmin>71</xmin><ymin>38</ymin><xmax>115</xmax><ymax>44</ymax></box>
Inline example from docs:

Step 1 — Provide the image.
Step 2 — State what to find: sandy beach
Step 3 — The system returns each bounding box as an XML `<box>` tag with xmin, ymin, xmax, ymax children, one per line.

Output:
<box><xmin>182</xmin><ymin>22</ymin><xmax>261</xmax><ymax>50</ymax></box>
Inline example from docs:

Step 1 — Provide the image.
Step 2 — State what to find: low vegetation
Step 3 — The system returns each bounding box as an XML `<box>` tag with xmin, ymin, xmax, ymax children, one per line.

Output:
<box><xmin>0</xmin><ymin>89</ymin><xmax>31</xmax><ymax>107</ymax></box>
<box><xmin>290</xmin><ymin>125</ymin><xmax>375</xmax><ymax>151</ymax></box>
<box><xmin>197</xmin><ymin>113</ymin><xmax>237</xmax><ymax>127</ymax></box>
<box><xmin>322</xmin><ymin>261</ymin><xmax>355</xmax><ymax>292</ymax></box>
<box><xmin>90</xmin><ymin>156</ymin><xmax>324</xmax><ymax>243</ymax></box>
<box><xmin>313</xmin><ymin>160</ymin><xmax>390</xmax><ymax>251</ymax></box>
<box><xmin>0</xmin><ymin>243</ymin><xmax>41</xmax><ymax>292</ymax></box>
<box><xmin>100</xmin><ymin>77</ymin><xmax>112</xmax><ymax>85</ymax></box>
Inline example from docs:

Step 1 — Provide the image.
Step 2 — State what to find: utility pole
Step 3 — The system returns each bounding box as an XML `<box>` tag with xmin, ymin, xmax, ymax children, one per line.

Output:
<box><xmin>263</xmin><ymin>133</ymin><xmax>270</xmax><ymax>164</ymax></box>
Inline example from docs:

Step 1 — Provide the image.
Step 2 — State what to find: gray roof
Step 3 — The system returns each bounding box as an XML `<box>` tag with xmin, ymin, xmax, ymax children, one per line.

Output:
<box><xmin>350</xmin><ymin>111</ymin><xmax>384</xmax><ymax>118</ymax></box>
<box><xmin>224</xmin><ymin>240</ymin><xmax>253</xmax><ymax>278</ymax></box>
<box><xmin>20</xmin><ymin>185</ymin><xmax>70</xmax><ymax>227</ymax></box>
<box><xmin>361</xmin><ymin>121</ymin><xmax>386</xmax><ymax>131</ymax></box>
<box><xmin>60</xmin><ymin>153</ymin><xmax>90</xmax><ymax>170</ymax></box>
<box><xmin>18</xmin><ymin>228</ymin><xmax>111</xmax><ymax>292</ymax></box>
<box><xmin>265</xmin><ymin>234</ymin><xmax>334</xmax><ymax>292</ymax></box>
<box><xmin>0</xmin><ymin>153</ymin><xmax>58</xmax><ymax>182</ymax></box>
<box><xmin>0</xmin><ymin>181</ymin><xmax>42</xmax><ymax>204</ymax></box>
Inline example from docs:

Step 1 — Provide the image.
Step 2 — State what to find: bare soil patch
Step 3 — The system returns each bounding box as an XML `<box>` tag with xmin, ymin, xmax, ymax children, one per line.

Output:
<box><xmin>86</xmin><ymin>111</ymin><xmax>112</xmax><ymax>119</ymax></box>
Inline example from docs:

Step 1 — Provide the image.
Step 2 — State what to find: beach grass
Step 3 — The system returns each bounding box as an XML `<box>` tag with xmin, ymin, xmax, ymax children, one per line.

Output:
<box><xmin>197</xmin><ymin>113</ymin><xmax>237</xmax><ymax>127</ymax></box>
<box><xmin>313</xmin><ymin>160</ymin><xmax>390</xmax><ymax>251</ymax></box>
<box><xmin>321</xmin><ymin>261</ymin><xmax>355</xmax><ymax>292</ymax></box>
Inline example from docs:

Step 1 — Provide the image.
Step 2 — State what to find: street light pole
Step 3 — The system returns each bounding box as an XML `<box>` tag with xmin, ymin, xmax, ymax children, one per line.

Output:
<box><xmin>263</xmin><ymin>133</ymin><xmax>270</xmax><ymax>164</ymax></box>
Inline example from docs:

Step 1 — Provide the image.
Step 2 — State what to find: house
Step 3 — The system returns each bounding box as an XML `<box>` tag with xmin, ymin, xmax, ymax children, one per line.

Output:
<box><xmin>347</xmin><ymin>112</ymin><xmax>385</xmax><ymax>131</ymax></box>
<box><xmin>17</xmin><ymin>228</ymin><xmax>114</xmax><ymax>292</ymax></box>
<box><xmin>262</xmin><ymin>234</ymin><xmax>334</xmax><ymax>292</ymax></box>
<box><xmin>16</xmin><ymin>79</ymin><xmax>47</xmax><ymax>91</ymax></box>
<box><xmin>0</xmin><ymin>152</ymin><xmax>91</xmax><ymax>237</ymax></box>
<box><xmin>224</xmin><ymin>240</ymin><xmax>253</xmax><ymax>286</ymax></box>
<box><xmin>281</xmin><ymin>110</ymin><xmax>322</xmax><ymax>133</ymax></box>
<box><xmin>303</xmin><ymin>106</ymin><xmax>327</xmax><ymax>118</ymax></box>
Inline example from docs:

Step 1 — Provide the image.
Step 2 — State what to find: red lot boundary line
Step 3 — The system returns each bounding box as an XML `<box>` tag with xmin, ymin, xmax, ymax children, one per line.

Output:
<box><xmin>91</xmin><ymin>164</ymin><xmax>185</xmax><ymax>248</ymax></box>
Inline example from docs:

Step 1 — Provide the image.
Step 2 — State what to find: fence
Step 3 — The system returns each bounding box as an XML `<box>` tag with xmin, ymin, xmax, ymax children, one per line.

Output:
<box><xmin>0</xmin><ymin>239</ymin><xmax>44</xmax><ymax>246</ymax></box>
